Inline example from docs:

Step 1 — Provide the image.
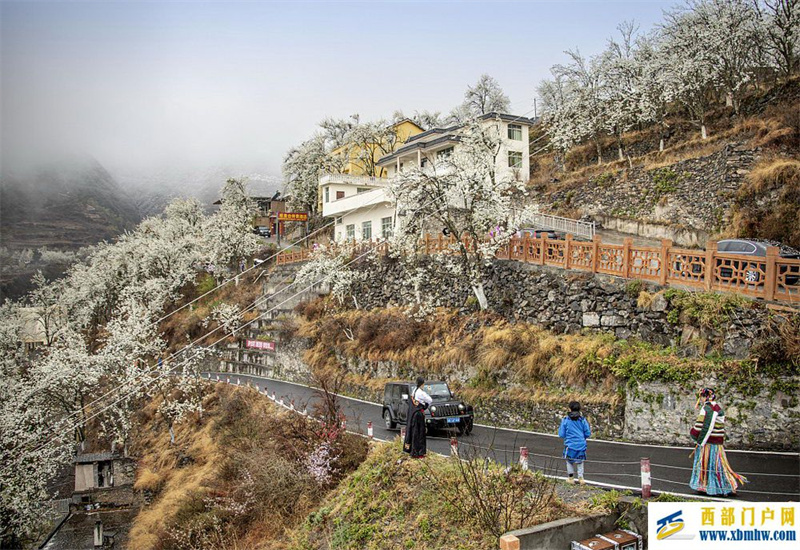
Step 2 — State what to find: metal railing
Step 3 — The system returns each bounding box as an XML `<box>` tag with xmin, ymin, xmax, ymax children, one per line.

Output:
<box><xmin>524</xmin><ymin>212</ymin><xmax>596</xmax><ymax>240</ymax></box>
<box><xmin>319</xmin><ymin>173</ymin><xmax>387</xmax><ymax>186</ymax></box>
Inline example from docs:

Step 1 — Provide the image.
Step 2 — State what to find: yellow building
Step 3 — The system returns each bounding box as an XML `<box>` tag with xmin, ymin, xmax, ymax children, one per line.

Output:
<box><xmin>319</xmin><ymin>119</ymin><xmax>424</xmax><ymax>213</ymax></box>
<box><xmin>331</xmin><ymin>119</ymin><xmax>424</xmax><ymax>177</ymax></box>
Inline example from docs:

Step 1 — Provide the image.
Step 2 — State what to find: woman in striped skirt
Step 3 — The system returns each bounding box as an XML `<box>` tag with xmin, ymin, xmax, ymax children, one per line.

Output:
<box><xmin>689</xmin><ymin>388</ymin><xmax>747</xmax><ymax>496</ymax></box>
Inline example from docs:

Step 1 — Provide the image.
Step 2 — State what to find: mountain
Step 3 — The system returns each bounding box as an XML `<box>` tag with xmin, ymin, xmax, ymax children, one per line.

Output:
<box><xmin>0</xmin><ymin>155</ymin><xmax>141</xmax><ymax>299</ymax></box>
<box><xmin>116</xmin><ymin>166</ymin><xmax>283</xmax><ymax>217</ymax></box>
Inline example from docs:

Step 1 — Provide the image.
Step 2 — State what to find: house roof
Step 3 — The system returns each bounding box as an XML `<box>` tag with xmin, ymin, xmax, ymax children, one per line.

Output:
<box><xmin>376</xmin><ymin>112</ymin><xmax>536</xmax><ymax>167</ymax></box>
<box><xmin>75</xmin><ymin>452</ymin><xmax>119</xmax><ymax>463</ymax></box>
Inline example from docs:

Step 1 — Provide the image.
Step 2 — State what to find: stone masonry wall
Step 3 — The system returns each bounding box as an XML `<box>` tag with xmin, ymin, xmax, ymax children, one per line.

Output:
<box><xmin>625</xmin><ymin>378</ymin><xmax>800</xmax><ymax>450</ymax></box>
<box><xmin>546</xmin><ymin>142</ymin><xmax>758</xmax><ymax>246</ymax></box>
<box><xmin>355</xmin><ymin>256</ymin><xmax>771</xmax><ymax>358</ymax></box>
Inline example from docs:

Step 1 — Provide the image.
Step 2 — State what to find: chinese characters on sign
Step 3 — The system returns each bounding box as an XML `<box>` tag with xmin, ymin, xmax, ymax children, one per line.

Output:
<box><xmin>245</xmin><ymin>339</ymin><xmax>275</xmax><ymax>351</ymax></box>
<box><xmin>277</xmin><ymin>212</ymin><xmax>309</xmax><ymax>222</ymax></box>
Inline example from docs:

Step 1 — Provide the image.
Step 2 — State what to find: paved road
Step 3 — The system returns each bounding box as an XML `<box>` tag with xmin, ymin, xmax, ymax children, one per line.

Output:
<box><xmin>207</xmin><ymin>372</ymin><xmax>800</xmax><ymax>503</ymax></box>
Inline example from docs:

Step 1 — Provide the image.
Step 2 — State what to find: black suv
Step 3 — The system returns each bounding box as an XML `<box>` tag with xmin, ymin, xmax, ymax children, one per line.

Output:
<box><xmin>382</xmin><ymin>381</ymin><xmax>474</xmax><ymax>435</ymax></box>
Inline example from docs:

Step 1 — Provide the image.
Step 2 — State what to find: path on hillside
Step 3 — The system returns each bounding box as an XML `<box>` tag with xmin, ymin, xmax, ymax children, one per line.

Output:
<box><xmin>207</xmin><ymin>373</ymin><xmax>799</xmax><ymax>503</ymax></box>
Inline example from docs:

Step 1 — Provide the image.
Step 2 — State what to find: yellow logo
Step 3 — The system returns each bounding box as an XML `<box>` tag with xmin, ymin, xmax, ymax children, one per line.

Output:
<box><xmin>657</xmin><ymin>510</ymin><xmax>685</xmax><ymax>540</ymax></box>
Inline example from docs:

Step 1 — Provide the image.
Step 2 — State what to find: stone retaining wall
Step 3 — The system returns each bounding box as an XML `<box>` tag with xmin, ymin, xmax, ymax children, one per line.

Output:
<box><xmin>545</xmin><ymin>142</ymin><xmax>757</xmax><ymax>246</ymax></box>
<box><xmin>355</xmin><ymin>256</ymin><xmax>772</xmax><ymax>359</ymax></box>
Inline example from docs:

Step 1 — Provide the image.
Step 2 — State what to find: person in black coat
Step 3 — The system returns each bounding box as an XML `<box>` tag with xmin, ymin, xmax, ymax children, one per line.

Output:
<box><xmin>403</xmin><ymin>377</ymin><xmax>431</xmax><ymax>458</ymax></box>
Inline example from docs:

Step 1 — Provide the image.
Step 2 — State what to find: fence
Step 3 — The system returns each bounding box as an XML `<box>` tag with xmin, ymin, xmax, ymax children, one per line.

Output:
<box><xmin>525</xmin><ymin>212</ymin><xmax>596</xmax><ymax>240</ymax></box>
<box><xmin>275</xmin><ymin>234</ymin><xmax>800</xmax><ymax>305</ymax></box>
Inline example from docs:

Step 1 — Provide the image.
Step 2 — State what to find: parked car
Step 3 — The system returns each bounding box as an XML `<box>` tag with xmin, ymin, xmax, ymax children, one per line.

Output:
<box><xmin>715</xmin><ymin>239</ymin><xmax>800</xmax><ymax>285</ymax></box>
<box><xmin>382</xmin><ymin>380</ymin><xmax>474</xmax><ymax>436</ymax></box>
<box><xmin>256</xmin><ymin>226</ymin><xmax>271</xmax><ymax>237</ymax></box>
<box><xmin>514</xmin><ymin>227</ymin><xmax>565</xmax><ymax>240</ymax></box>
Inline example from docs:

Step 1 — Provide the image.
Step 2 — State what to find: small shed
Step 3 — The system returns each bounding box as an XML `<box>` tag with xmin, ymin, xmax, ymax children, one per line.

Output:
<box><xmin>74</xmin><ymin>452</ymin><xmax>132</xmax><ymax>493</ymax></box>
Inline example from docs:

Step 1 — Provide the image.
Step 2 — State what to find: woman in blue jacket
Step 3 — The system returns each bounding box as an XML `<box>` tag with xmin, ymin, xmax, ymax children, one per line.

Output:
<box><xmin>558</xmin><ymin>401</ymin><xmax>591</xmax><ymax>484</ymax></box>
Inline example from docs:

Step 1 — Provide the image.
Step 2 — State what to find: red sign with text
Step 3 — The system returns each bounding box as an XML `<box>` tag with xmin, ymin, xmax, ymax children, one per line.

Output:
<box><xmin>277</xmin><ymin>212</ymin><xmax>308</xmax><ymax>222</ymax></box>
<box><xmin>245</xmin><ymin>339</ymin><xmax>275</xmax><ymax>351</ymax></box>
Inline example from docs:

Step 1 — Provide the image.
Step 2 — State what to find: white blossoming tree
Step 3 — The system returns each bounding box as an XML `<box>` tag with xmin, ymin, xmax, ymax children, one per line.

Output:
<box><xmin>391</xmin><ymin>119</ymin><xmax>527</xmax><ymax>310</ymax></box>
<box><xmin>204</xmin><ymin>178</ymin><xmax>261</xmax><ymax>277</ymax></box>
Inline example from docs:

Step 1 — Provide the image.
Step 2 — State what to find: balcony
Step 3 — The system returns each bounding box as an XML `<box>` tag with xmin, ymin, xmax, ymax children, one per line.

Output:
<box><xmin>319</xmin><ymin>173</ymin><xmax>388</xmax><ymax>187</ymax></box>
<box><xmin>322</xmin><ymin>187</ymin><xmax>392</xmax><ymax>218</ymax></box>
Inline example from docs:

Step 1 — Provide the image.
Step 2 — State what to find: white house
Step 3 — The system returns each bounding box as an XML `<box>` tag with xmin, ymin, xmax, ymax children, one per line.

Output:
<box><xmin>319</xmin><ymin>113</ymin><xmax>536</xmax><ymax>242</ymax></box>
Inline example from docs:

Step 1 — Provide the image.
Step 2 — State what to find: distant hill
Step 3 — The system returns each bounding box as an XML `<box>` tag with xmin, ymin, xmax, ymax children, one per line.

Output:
<box><xmin>116</xmin><ymin>166</ymin><xmax>283</xmax><ymax>217</ymax></box>
<box><xmin>0</xmin><ymin>155</ymin><xmax>141</xmax><ymax>299</ymax></box>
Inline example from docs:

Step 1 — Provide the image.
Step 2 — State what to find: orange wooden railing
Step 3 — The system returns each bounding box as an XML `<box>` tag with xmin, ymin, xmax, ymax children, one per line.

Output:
<box><xmin>275</xmin><ymin>234</ymin><xmax>800</xmax><ymax>305</ymax></box>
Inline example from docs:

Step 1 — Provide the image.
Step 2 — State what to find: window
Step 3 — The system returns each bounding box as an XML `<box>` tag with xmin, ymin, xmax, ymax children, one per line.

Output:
<box><xmin>356</xmin><ymin>187</ymin><xmax>370</xmax><ymax>194</ymax></box>
<box><xmin>346</xmin><ymin>224</ymin><xmax>355</xmax><ymax>240</ymax></box>
<box><xmin>508</xmin><ymin>151</ymin><xmax>523</xmax><ymax>168</ymax></box>
<box><xmin>437</xmin><ymin>147</ymin><xmax>454</xmax><ymax>159</ymax></box>
<box><xmin>381</xmin><ymin>216</ymin><xmax>393</xmax><ymax>238</ymax></box>
<box><xmin>421</xmin><ymin>157</ymin><xmax>428</xmax><ymax>168</ymax></box>
<box><xmin>324</xmin><ymin>187</ymin><xmax>329</xmax><ymax>203</ymax></box>
<box><xmin>335</xmin><ymin>216</ymin><xmax>343</xmax><ymax>225</ymax></box>
<box><xmin>336</xmin><ymin>191</ymin><xmax>345</xmax><ymax>200</ymax></box>
<box><xmin>362</xmin><ymin>220</ymin><xmax>372</xmax><ymax>240</ymax></box>
<box><xmin>508</xmin><ymin>123</ymin><xmax>522</xmax><ymax>141</ymax></box>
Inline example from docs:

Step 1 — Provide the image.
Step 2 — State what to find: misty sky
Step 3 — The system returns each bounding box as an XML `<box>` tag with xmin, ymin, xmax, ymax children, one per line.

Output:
<box><xmin>1</xmin><ymin>0</ymin><xmax>674</xmax><ymax>179</ymax></box>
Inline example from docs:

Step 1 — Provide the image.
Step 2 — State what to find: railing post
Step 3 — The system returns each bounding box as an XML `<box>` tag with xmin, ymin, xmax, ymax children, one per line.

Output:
<box><xmin>641</xmin><ymin>457</ymin><xmax>652</xmax><ymax>499</ymax></box>
<box><xmin>622</xmin><ymin>237</ymin><xmax>633</xmax><ymax>278</ymax></box>
<box><xmin>450</xmin><ymin>437</ymin><xmax>459</xmax><ymax>457</ymax></box>
<box><xmin>523</xmin><ymin>236</ymin><xmax>530</xmax><ymax>263</ymax></box>
<box><xmin>704</xmin><ymin>241</ymin><xmax>717</xmax><ymax>291</ymax></box>
<box><xmin>764</xmin><ymin>246</ymin><xmax>779</xmax><ymax>301</ymax></box>
<box><xmin>659</xmin><ymin>239</ymin><xmax>672</xmax><ymax>285</ymax></box>
<box><xmin>424</xmin><ymin>233</ymin><xmax>431</xmax><ymax>255</ymax></box>
<box><xmin>564</xmin><ymin>234</ymin><xmax>572</xmax><ymax>270</ymax></box>
<box><xmin>591</xmin><ymin>235</ymin><xmax>600</xmax><ymax>273</ymax></box>
<box><xmin>539</xmin><ymin>234</ymin><xmax>547</xmax><ymax>265</ymax></box>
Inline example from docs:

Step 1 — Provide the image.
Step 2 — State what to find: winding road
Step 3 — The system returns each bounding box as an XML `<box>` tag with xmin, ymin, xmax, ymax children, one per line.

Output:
<box><xmin>207</xmin><ymin>372</ymin><xmax>799</xmax><ymax>503</ymax></box>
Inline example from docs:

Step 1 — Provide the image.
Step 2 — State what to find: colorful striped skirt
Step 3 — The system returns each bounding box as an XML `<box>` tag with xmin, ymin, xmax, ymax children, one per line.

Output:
<box><xmin>690</xmin><ymin>444</ymin><xmax>747</xmax><ymax>496</ymax></box>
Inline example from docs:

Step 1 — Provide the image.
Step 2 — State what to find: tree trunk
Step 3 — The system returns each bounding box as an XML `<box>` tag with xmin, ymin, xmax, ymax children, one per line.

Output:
<box><xmin>617</xmin><ymin>141</ymin><xmax>624</xmax><ymax>161</ymax></box>
<box><xmin>595</xmin><ymin>140</ymin><xmax>603</xmax><ymax>166</ymax></box>
<box><xmin>659</xmin><ymin>138</ymin><xmax>665</xmax><ymax>152</ymax></box>
<box><xmin>169</xmin><ymin>425</ymin><xmax>176</xmax><ymax>445</ymax></box>
<box><xmin>472</xmin><ymin>282</ymin><xmax>489</xmax><ymax>310</ymax></box>
<box><xmin>701</xmin><ymin>125</ymin><xmax>708</xmax><ymax>140</ymax></box>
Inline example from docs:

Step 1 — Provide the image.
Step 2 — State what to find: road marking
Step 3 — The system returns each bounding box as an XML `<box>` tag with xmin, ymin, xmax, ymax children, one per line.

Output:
<box><xmin>220</xmin><ymin>374</ymin><xmax>733</xmax><ymax>502</ymax></box>
<box><xmin>218</xmin><ymin>373</ymin><xmax>799</xmax><ymax>457</ymax></box>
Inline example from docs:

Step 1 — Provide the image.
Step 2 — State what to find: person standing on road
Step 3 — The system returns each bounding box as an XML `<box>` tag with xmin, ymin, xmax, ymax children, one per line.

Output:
<box><xmin>403</xmin><ymin>377</ymin><xmax>431</xmax><ymax>458</ymax></box>
<box><xmin>689</xmin><ymin>388</ymin><xmax>747</xmax><ymax>496</ymax></box>
<box><xmin>558</xmin><ymin>401</ymin><xmax>591</xmax><ymax>484</ymax></box>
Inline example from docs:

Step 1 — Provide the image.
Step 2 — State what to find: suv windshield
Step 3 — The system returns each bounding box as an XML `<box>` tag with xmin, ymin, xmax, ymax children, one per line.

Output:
<box><xmin>423</xmin><ymin>382</ymin><xmax>451</xmax><ymax>398</ymax></box>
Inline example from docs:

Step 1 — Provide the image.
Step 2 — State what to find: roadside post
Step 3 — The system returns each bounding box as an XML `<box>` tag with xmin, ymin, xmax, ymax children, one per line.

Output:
<box><xmin>519</xmin><ymin>447</ymin><xmax>529</xmax><ymax>471</ymax></box>
<box><xmin>641</xmin><ymin>457</ymin><xmax>652</xmax><ymax>499</ymax></box>
<box><xmin>367</xmin><ymin>421</ymin><xmax>373</xmax><ymax>439</ymax></box>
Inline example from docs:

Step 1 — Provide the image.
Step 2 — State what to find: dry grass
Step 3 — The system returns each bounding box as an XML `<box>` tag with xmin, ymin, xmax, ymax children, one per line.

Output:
<box><xmin>129</xmin><ymin>390</ymin><xmax>224</xmax><ymax>550</ymax></box>
<box><xmin>128</xmin><ymin>383</ymin><xmax>370</xmax><ymax>550</ymax></box>
<box><xmin>728</xmin><ymin>156</ymin><xmax>800</xmax><ymax>248</ymax></box>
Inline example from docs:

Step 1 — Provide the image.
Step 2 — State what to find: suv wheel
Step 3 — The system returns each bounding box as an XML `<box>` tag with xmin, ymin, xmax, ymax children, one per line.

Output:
<box><xmin>383</xmin><ymin>409</ymin><xmax>396</xmax><ymax>430</ymax></box>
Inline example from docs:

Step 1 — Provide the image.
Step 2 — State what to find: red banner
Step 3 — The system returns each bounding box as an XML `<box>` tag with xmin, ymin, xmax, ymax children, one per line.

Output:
<box><xmin>277</xmin><ymin>211</ymin><xmax>308</xmax><ymax>222</ymax></box>
<box><xmin>245</xmin><ymin>339</ymin><xmax>275</xmax><ymax>351</ymax></box>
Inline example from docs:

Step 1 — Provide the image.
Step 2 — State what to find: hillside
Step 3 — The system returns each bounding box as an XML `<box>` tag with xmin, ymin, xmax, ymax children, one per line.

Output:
<box><xmin>0</xmin><ymin>155</ymin><xmax>142</xmax><ymax>299</ymax></box>
<box><xmin>530</xmin><ymin>78</ymin><xmax>800</xmax><ymax>248</ymax></box>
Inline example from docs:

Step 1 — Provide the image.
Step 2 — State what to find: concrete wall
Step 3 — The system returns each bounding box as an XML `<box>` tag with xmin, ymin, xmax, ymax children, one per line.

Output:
<box><xmin>501</xmin><ymin>513</ymin><xmax>620</xmax><ymax>550</ymax></box>
<box><xmin>500</xmin><ymin>497</ymin><xmax>647</xmax><ymax>550</ymax></box>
